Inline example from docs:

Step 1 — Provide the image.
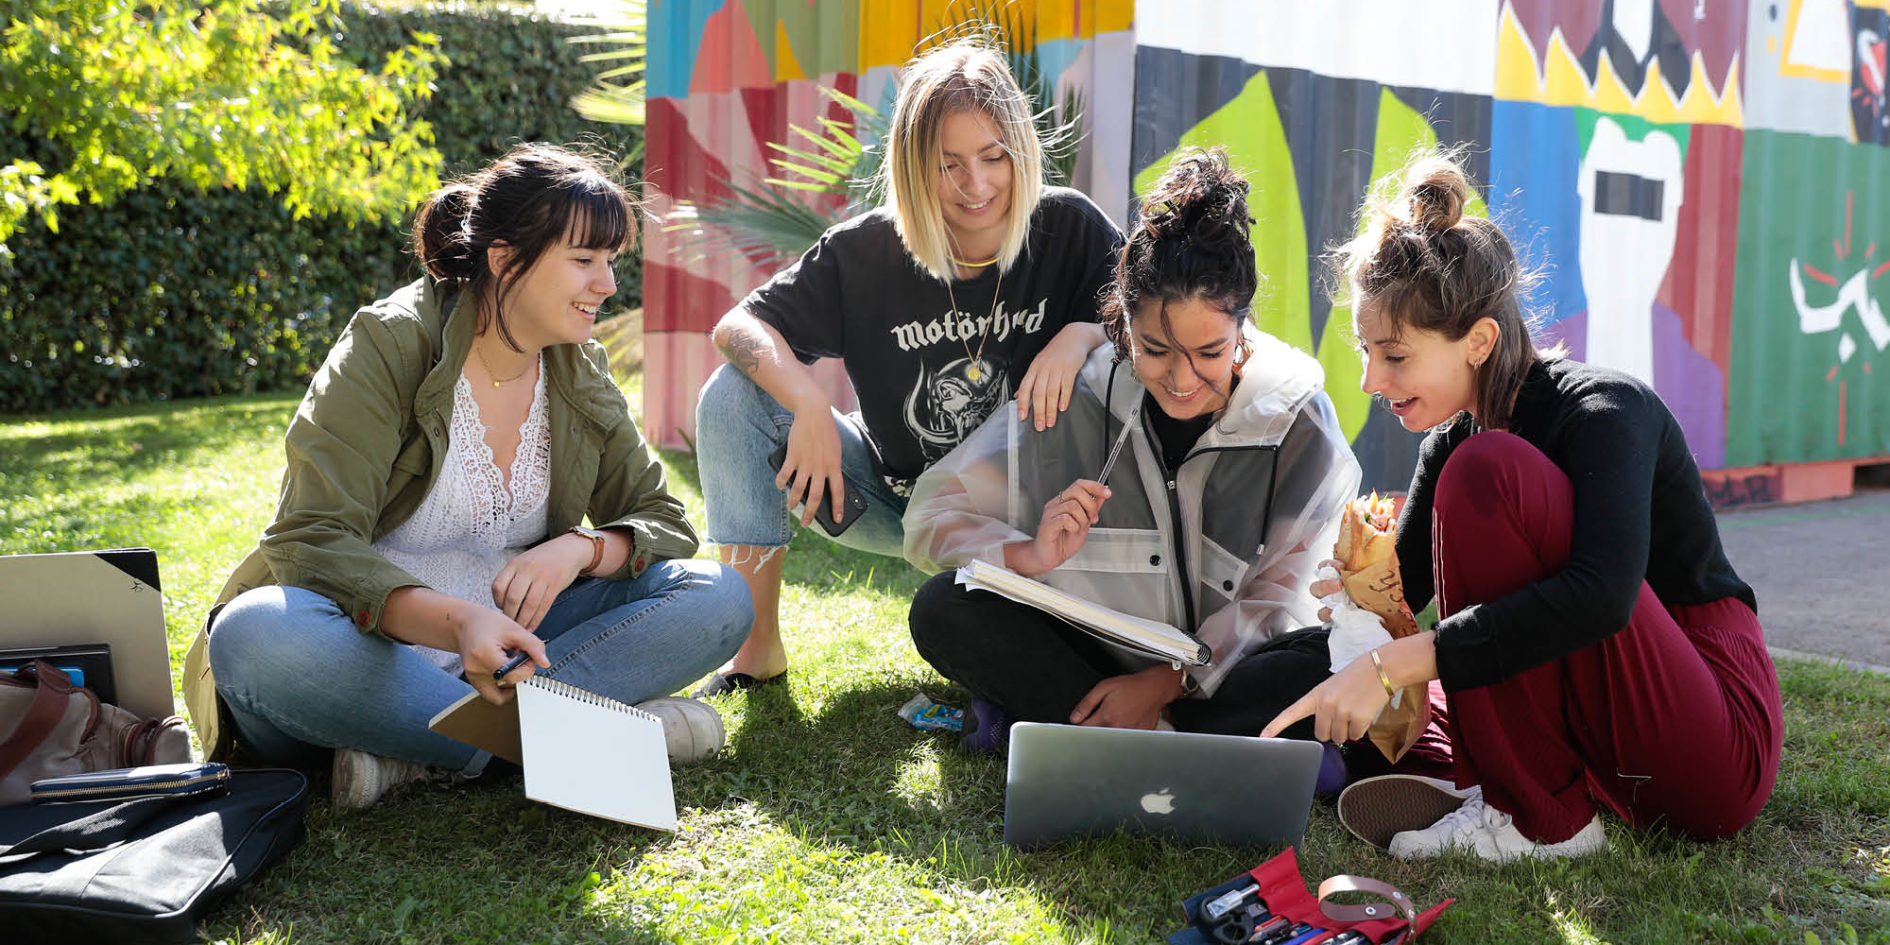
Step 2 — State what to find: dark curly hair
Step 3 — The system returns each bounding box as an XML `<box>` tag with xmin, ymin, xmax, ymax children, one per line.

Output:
<box><xmin>1101</xmin><ymin>147</ymin><xmax>1256</xmax><ymax>366</ymax></box>
<box><xmin>411</xmin><ymin>143</ymin><xmax>633</xmax><ymax>352</ymax></box>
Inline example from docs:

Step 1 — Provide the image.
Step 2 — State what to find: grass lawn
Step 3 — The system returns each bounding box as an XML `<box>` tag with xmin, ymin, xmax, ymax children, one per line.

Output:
<box><xmin>3</xmin><ymin>388</ymin><xmax>1887</xmax><ymax>945</ymax></box>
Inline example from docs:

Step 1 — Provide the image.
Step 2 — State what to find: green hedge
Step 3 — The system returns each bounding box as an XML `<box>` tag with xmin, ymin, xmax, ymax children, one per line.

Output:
<box><xmin>0</xmin><ymin>2</ymin><xmax>643</xmax><ymax>413</ymax></box>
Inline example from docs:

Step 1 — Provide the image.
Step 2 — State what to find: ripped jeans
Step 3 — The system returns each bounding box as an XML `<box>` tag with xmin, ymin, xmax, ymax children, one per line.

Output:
<box><xmin>694</xmin><ymin>364</ymin><xmax>909</xmax><ymax>560</ymax></box>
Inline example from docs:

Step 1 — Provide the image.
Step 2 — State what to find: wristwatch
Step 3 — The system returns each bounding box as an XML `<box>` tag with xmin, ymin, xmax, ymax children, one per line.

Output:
<box><xmin>569</xmin><ymin>526</ymin><xmax>606</xmax><ymax>576</ymax></box>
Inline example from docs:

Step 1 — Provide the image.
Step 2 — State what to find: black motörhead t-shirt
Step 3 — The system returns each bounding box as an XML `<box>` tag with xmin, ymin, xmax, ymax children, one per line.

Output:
<box><xmin>743</xmin><ymin>187</ymin><xmax>1123</xmax><ymax>482</ymax></box>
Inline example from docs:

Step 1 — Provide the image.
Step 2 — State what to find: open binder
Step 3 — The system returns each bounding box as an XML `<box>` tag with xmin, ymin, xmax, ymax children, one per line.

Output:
<box><xmin>956</xmin><ymin>559</ymin><xmax>1211</xmax><ymax>666</ymax></box>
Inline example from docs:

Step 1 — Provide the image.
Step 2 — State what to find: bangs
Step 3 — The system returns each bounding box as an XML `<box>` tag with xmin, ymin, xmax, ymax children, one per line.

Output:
<box><xmin>560</xmin><ymin>181</ymin><xmax>633</xmax><ymax>252</ymax></box>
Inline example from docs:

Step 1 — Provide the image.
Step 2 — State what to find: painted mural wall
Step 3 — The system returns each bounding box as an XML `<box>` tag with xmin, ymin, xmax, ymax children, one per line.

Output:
<box><xmin>1133</xmin><ymin>0</ymin><xmax>1890</xmax><ymax>491</ymax></box>
<box><xmin>645</xmin><ymin>0</ymin><xmax>1889</xmax><ymax>494</ymax></box>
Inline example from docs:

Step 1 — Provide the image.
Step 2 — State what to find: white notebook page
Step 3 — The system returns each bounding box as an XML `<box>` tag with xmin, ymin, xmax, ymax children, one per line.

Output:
<box><xmin>516</xmin><ymin>677</ymin><xmax>676</xmax><ymax>831</ymax></box>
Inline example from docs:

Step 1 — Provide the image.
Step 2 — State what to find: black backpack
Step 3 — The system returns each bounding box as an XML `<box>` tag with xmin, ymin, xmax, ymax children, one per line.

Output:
<box><xmin>0</xmin><ymin>767</ymin><xmax>308</xmax><ymax>944</ymax></box>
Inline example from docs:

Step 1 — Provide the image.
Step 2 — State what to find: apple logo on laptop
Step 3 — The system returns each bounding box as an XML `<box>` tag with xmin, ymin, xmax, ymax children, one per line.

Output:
<box><xmin>1140</xmin><ymin>789</ymin><xmax>1176</xmax><ymax>815</ymax></box>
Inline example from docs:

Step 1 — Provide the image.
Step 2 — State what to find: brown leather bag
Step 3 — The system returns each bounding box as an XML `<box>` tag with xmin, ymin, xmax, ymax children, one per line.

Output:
<box><xmin>0</xmin><ymin>661</ymin><xmax>191</xmax><ymax>806</ymax></box>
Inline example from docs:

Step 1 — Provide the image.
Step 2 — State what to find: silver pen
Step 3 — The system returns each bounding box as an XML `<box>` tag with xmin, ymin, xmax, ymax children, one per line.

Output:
<box><xmin>1095</xmin><ymin>402</ymin><xmax>1140</xmax><ymax>485</ymax></box>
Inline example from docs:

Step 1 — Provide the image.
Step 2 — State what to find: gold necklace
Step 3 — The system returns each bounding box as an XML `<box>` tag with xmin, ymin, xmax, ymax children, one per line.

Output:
<box><xmin>944</xmin><ymin>265</ymin><xmax>1003</xmax><ymax>383</ymax></box>
<box><xmin>472</xmin><ymin>345</ymin><xmax>535</xmax><ymax>388</ymax></box>
<box><xmin>951</xmin><ymin>252</ymin><xmax>1000</xmax><ymax>268</ymax></box>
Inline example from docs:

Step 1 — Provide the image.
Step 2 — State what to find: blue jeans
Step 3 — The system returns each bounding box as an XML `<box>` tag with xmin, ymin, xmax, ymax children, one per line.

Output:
<box><xmin>695</xmin><ymin>364</ymin><xmax>907</xmax><ymax>555</ymax></box>
<box><xmin>208</xmin><ymin>559</ymin><xmax>752</xmax><ymax>774</ymax></box>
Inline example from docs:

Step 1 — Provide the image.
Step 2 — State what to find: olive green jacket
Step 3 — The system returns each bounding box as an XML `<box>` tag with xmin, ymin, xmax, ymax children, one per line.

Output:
<box><xmin>182</xmin><ymin>276</ymin><xmax>697</xmax><ymax>757</ymax></box>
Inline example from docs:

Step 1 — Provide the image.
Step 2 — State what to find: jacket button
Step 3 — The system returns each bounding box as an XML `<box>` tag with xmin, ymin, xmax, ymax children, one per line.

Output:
<box><xmin>1149</xmin><ymin>554</ymin><xmax>1161</xmax><ymax>567</ymax></box>
<box><xmin>354</xmin><ymin>609</ymin><xmax>370</xmax><ymax>628</ymax></box>
<box><xmin>633</xmin><ymin>555</ymin><xmax>647</xmax><ymax>573</ymax></box>
<box><xmin>1222</xmin><ymin>580</ymin><xmax>1234</xmax><ymax>591</ymax></box>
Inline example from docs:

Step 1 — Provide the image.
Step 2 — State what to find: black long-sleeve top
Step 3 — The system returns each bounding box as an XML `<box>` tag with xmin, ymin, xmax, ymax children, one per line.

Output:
<box><xmin>1396</xmin><ymin>358</ymin><xmax>1756</xmax><ymax>692</ymax></box>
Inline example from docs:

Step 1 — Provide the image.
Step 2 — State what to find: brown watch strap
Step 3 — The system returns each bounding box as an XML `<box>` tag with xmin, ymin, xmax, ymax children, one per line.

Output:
<box><xmin>574</xmin><ymin>528</ymin><xmax>605</xmax><ymax>575</ymax></box>
<box><xmin>1317</xmin><ymin>874</ymin><xmax>1418</xmax><ymax>928</ymax></box>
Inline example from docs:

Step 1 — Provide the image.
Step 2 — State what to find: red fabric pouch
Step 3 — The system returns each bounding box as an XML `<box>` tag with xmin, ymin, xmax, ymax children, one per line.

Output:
<box><xmin>1175</xmin><ymin>847</ymin><xmax>1452</xmax><ymax>944</ymax></box>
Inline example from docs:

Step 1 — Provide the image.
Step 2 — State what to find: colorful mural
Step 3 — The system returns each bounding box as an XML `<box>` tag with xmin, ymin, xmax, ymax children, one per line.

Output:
<box><xmin>1127</xmin><ymin>0</ymin><xmax>1889</xmax><ymax>490</ymax></box>
<box><xmin>647</xmin><ymin>0</ymin><xmax>1890</xmax><ymax>495</ymax></box>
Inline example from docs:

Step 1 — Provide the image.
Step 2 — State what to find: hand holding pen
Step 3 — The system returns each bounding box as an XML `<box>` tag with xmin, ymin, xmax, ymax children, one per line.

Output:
<box><xmin>493</xmin><ymin>650</ymin><xmax>539</xmax><ymax>687</ymax></box>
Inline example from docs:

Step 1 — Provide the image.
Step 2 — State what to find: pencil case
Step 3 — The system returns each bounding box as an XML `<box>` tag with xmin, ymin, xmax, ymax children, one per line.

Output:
<box><xmin>1168</xmin><ymin>847</ymin><xmax>1452</xmax><ymax>944</ymax></box>
<box><xmin>30</xmin><ymin>762</ymin><xmax>230</xmax><ymax>805</ymax></box>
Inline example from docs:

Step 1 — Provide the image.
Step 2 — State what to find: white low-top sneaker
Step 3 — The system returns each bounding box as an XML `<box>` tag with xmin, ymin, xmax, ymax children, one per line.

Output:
<box><xmin>1338</xmin><ymin>774</ymin><xmax>1480</xmax><ymax>850</ymax></box>
<box><xmin>635</xmin><ymin>697</ymin><xmax>726</xmax><ymax>765</ymax></box>
<box><xmin>331</xmin><ymin>749</ymin><xmax>438</xmax><ymax>810</ymax></box>
<box><xmin>1388</xmin><ymin>792</ymin><xmax>1608</xmax><ymax>862</ymax></box>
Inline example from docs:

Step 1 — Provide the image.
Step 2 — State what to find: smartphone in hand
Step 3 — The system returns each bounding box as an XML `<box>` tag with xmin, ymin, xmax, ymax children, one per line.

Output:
<box><xmin>767</xmin><ymin>444</ymin><xmax>867</xmax><ymax>538</ymax></box>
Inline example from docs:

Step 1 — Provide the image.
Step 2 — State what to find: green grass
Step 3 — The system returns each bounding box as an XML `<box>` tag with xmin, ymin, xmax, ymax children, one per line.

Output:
<box><xmin>4</xmin><ymin>393</ymin><xmax>1888</xmax><ymax>944</ymax></box>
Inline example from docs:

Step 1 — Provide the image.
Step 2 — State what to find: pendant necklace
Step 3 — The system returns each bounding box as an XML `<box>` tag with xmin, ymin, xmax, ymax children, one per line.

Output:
<box><xmin>944</xmin><ymin>263</ymin><xmax>1003</xmax><ymax>383</ymax></box>
<box><xmin>473</xmin><ymin>345</ymin><xmax>535</xmax><ymax>388</ymax></box>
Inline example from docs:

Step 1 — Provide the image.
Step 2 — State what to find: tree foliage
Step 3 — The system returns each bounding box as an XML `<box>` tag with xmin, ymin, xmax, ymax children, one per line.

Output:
<box><xmin>1</xmin><ymin>1</ymin><xmax>641</xmax><ymax>413</ymax></box>
<box><xmin>0</xmin><ymin>0</ymin><xmax>444</xmax><ymax>255</ymax></box>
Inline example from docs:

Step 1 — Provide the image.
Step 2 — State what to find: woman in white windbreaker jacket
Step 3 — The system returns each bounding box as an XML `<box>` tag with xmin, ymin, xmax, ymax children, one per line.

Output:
<box><xmin>903</xmin><ymin>148</ymin><xmax>1362</xmax><ymax>757</ymax></box>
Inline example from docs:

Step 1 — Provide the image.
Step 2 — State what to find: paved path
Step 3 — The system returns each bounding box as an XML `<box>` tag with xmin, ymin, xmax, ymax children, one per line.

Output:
<box><xmin>1717</xmin><ymin>489</ymin><xmax>1890</xmax><ymax>672</ymax></box>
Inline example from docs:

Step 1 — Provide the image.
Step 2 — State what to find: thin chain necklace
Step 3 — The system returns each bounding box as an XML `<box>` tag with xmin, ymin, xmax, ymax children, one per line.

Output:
<box><xmin>472</xmin><ymin>344</ymin><xmax>535</xmax><ymax>388</ymax></box>
<box><xmin>944</xmin><ymin>264</ymin><xmax>1003</xmax><ymax>383</ymax></box>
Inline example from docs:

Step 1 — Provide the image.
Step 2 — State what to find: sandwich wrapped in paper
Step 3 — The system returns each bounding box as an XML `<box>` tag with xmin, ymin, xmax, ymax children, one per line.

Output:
<box><xmin>1325</xmin><ymin>493</ymin><xmax>1429</xmax><ymax>763</ymax></box>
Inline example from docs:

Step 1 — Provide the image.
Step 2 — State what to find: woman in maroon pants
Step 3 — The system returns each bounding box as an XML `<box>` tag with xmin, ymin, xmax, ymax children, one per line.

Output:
<box><xmin>1264</xmin><ymin>151</ymin><xmax>1782</xmax><ymax>862</ymax></box>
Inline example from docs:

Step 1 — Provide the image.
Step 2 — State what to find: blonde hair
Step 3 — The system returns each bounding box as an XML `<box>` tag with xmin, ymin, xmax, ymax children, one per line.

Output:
<box><xmin>1331</xmin><ymin>148</ymin><xmax>1551</xmax><ymax>431</ymax></box>
<box><xmin>882</xmin><ymin>39</ymin><xmax>1044</xmax><ymax>283</ymax></box>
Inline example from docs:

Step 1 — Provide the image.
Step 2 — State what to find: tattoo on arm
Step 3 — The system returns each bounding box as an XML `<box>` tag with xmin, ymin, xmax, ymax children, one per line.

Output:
<box><xmin>717</xmin><ymin>325</ymin><xmax>767</xmax><ymax>376</ymax></box>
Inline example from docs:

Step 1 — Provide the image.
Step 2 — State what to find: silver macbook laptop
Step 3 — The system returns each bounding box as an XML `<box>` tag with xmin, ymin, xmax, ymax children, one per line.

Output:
<box><xmin>1003</xmin><ymin>722</ymin><xmax>1322</xmax><ymax>849</ymax></box>
<box><xmin>0</xmin><ymin>548</ymin><xmax>175</xmax><ymax>722</ymax></box>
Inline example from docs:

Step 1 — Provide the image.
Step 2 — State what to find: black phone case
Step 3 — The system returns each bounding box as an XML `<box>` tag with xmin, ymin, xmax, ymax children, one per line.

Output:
<box><xmin>766</xmin><ymin>445</ymin><xmax>867</xmax><ymax>537</ymax></box>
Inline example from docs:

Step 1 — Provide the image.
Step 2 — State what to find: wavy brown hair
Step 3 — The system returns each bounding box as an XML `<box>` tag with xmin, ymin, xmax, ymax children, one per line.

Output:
<box><xmin>411</xmin><ymin>143</ymin><xmax>632</xmax><ymax>351</ymax></box>
<box><xmin>1331</xmin><ymin>148</ymin><xmax>1551</xmax><ymax>431</ymax></box>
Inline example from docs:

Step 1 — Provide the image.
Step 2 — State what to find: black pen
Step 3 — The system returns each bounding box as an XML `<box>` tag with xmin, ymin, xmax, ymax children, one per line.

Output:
<box><xmin>493</xmin><ymin>650</ymin><xmax>532</xmax><ymax>682</ymax></box>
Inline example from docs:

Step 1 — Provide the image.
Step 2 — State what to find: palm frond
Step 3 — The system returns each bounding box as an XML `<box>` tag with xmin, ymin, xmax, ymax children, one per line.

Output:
<box><xmin>569</xmin><ymin>1</ymin><xmax>648</xmax><ymax>128</ymax></box>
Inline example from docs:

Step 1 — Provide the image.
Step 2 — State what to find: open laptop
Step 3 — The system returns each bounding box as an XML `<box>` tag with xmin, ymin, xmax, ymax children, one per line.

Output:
<box><xmin>0</xmin><ymin>548</ymin><xmax>175</xmax><ymax>721</ymax></box>
<box><xmin>1003</xmin><ymin>722</ymin><xmax>1322</xmax><ymax>849</ymax></box>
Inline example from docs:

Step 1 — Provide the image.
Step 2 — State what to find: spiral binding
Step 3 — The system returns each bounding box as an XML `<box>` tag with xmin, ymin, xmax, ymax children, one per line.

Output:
<box><xmin>524</xmin><ymin>675</ymin><xmax>660</xmax><ymax>723</ymax></box>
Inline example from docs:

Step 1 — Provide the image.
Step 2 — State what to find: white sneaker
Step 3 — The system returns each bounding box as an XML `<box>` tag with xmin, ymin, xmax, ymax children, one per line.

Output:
<box><xmin>635</xmin><ymin>697</ymin><xmax>726</xmax><ymax>765</ymax></box>
<box><xmin>331</xmin><ymin>749</ymin><xmax>437</xmax><ymax>810</ymax></box>
<box><xmin>1388</xmin><ymin>792</ymin><xmax>1608</xmax><ymax>862</ymax></box>
<box><xmin>1337</xmin><ymin>774</ymin><xmax>1479</xmax><ymax>850</ymax></box>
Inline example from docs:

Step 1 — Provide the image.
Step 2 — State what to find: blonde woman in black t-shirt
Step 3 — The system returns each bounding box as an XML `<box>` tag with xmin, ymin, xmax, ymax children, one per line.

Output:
<box><xmin>691</xmin><ymin>39</ymin><xmax>1123</xmax><ymax>695</ymax></box>
<box><xmin>1264</xmin><ymin>150</ymin><xmax>1781</xmax><ymax>863</ymax></box>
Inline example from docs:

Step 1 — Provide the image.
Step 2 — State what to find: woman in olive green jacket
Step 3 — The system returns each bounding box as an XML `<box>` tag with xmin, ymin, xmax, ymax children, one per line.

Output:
<box><xmin>187</xmin><ymin>145</ymin><xmax>752</xmax><ymax>809</ymax></box>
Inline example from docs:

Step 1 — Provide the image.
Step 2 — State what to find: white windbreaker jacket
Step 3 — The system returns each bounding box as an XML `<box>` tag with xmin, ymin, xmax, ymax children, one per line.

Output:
<box><xmin>903</xmin><ymin>326</ymin><xmax>1362</xmax><ymax>697</ymax></box>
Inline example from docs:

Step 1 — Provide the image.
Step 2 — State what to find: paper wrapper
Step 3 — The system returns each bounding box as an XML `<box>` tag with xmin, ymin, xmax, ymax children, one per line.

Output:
<box><xmin>1331</xmin><ymin>494</ymin><xmax>1429</xmax><ymax>763</ymax></box>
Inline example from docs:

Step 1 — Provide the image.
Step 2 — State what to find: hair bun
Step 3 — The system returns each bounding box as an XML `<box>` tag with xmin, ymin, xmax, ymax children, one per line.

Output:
<box><xmin>1402</xmin><ymin>159</ymin><xmax>1469</xmax><ymax>232</ymax></box>
<box><xmin>414</xmin><ymin>182</ymin><xmax>479</xmax><ymax>280</ymax></box>
<box><xmin>1143</xmin><ymin>148</ymin><xmax>1252</xmax><ymax>249</ymax></box>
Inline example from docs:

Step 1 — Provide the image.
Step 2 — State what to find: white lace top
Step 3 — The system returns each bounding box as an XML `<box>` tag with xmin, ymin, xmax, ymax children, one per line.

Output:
<box><xmin>373</xmin><ymin>360</ymin><xmax>551</xmax><ymax>674</ymax></box>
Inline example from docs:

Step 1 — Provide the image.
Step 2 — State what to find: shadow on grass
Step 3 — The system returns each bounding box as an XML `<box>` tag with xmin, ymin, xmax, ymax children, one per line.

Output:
<box><xmin>209</xmin><ymin>768</ymin><xmax>680</xmax><ymax>945</ymax></box>
<box><xmin>704</xmin><ymin>676</ymin><xmax>1309</xmax><ymax>934</ymax></box>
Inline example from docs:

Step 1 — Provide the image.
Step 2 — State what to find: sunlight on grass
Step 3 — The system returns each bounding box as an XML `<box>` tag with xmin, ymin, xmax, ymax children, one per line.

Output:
<box><xmin>5</xmin><ymin>393</ymin><xmax>1890</xmax><ymax>944</ymax></box>
<box><xmin>603</xmin><ymin>807</ymin><xmax>1079</xmax><ymax>944</ymax></box>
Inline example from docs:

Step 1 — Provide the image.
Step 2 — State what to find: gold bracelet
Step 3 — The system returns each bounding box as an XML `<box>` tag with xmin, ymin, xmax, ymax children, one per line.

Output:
<box><xmin>1369</xmin><ymin>647</ymin><xmax>1397</xmax><ymax>699</ymax></box>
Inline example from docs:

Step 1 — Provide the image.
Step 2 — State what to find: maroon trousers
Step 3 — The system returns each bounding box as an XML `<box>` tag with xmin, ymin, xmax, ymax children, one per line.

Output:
<box><xmin>1430</xmin><ymin>432</ymin><xmax>1783</xmax><ymax>842</ymax></box>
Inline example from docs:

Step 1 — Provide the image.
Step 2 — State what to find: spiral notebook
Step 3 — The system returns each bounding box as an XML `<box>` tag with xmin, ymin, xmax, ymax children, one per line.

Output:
<box><xmin>429</xmin><ymin>676</ymin><xmax>676</xmax><ymax>830</ymax></box>
<box><xmin>956</xmin><ymin>560</ymin><xmax>1212</xmax><ymax>666</ymax></box>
